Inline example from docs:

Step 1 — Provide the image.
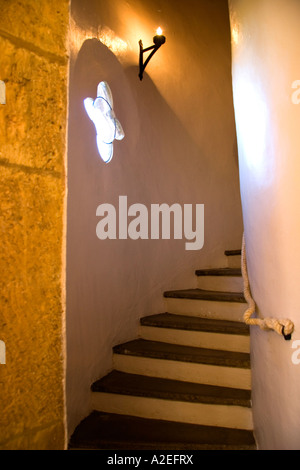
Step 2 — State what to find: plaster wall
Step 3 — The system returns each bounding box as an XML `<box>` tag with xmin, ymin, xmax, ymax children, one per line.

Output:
<box><xmin>229</xmin><ymin>0</ymin><xmax>300</xmax><ymax>450</ymax></box>
<box><xmin>67</xmin><ymin>0</ymin><xmax>243</xmax><ymax>436</ymax></box>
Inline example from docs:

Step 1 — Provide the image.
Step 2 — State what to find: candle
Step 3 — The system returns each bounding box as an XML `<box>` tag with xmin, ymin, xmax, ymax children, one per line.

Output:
<box><xmin>153</xmin><ymin>27</ymin><xmax>166</xmax><ymax>46</ymax></box>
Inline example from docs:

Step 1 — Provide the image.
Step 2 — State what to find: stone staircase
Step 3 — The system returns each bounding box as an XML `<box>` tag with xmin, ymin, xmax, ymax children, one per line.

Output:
<box><xmin>69</xmin><ymin>250</ymin><xmax>256</xmax><ymax>450</ymax></box>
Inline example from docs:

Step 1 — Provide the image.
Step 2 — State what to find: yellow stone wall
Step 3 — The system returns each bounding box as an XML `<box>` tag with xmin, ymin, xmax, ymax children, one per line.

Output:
<box><xmin>0</xmin><ymin>0</ymin><xmax>69</xmax><ymax>449</ymax></box>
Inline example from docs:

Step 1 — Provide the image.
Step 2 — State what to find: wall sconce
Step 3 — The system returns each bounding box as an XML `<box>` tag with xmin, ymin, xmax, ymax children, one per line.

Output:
<box><xmin>139</xmin><ymin>28</ymin><xmax>166</xmax><ymax>81</ymax></box>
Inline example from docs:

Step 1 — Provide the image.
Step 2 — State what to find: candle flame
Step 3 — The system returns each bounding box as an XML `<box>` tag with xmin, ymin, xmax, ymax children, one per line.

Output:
<box><xmin>156</xmin><ymin>27</ymin><xmax>163</xmax><ymax>35</ymax></box>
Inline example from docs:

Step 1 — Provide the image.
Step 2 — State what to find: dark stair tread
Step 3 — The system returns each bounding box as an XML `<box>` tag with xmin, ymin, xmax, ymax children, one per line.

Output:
<box><xmin>113</xmin><ymin>339</ymin><xmax>251</xmax><ymax>369</ymax></box>
<box><xmin>163</xmin><ymin>289</ymin><xmax>246</xmax><ymax>303</ymax></box>
<box><xmin>91</xmin><ymin>370</ymin><xmax>251</xmax><ymax>407</ymax></box>
<box><xmin>225</xmin><ymin>250</ymin><xmax>242</xmax><ymax>256</ymax></box>
<box><xmin>140</xmin><ymin>313</ymin><xmax>249</xmax><ymax>336</ymax></box>
<box><xmin>69</xmin><ymin>411</ymin><xmax>256</xmax><ymax>450</ymax></box>
<box><xmin>195</xmin><ymin>267</ymin><xmax>242</xmax><ymax>277</ymax></box>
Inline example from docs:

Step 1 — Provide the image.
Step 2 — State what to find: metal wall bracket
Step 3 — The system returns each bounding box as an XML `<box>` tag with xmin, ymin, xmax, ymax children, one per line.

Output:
<box><xmin>138</xmin><ymin>34</ymin><xmax>166</xmax><ymax>81</ymax></box>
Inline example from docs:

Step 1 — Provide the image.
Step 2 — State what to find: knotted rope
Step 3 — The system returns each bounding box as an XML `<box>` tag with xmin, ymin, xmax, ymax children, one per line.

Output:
<box><xmin>241</xmin><ymin>234</ymin><xmax>294</xmax><ymax>340</ymax></box>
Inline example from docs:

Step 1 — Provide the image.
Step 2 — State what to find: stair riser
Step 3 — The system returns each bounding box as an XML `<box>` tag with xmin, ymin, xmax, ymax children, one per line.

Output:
<box><xmin>164</xmin><ymin>298</ymin><xmax>246</xmax><ymax>322</ymax></box>
<box><xmin>91</xmin><ymin>392</ymin><xmax>253</xmax><ymax>430</ymax></box>
<box><xmin>227</xmin><ymin>256</ymin><xmax>242</xmax><ymax>268</ymax></box>
<box><xmin>113</xmin><ymin>354</ymin><xmax>251</xmax><ymax>390</ymax></box>
<box><xmin>196</xmin><ymin>276</ymin><xmax>244</xmax><ymax>292</ymax></box>
<box><xmin>138</xmin><ymin>325</ymin><xmax>250</xmax><ymax>353</ymax></box>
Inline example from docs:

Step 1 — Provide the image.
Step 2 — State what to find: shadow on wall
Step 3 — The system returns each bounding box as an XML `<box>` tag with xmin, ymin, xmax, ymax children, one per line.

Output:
<box><xmin>66</xmin><ymin>38</ymin><xmax>232</xmax><ymax>436</ymax></box>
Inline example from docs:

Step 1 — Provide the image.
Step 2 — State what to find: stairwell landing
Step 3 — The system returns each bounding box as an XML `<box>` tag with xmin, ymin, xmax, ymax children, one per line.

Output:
<box><xmin>69</xmin><ymin>250</ymin><xmax>256</xmax><ymax>450</ymax></box>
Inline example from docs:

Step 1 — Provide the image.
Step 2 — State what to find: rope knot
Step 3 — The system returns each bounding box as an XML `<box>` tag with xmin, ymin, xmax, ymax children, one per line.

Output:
<box><xmin>241</xmin><ymin>234</ymin><xmax>294</xmax><ymax>341</ymax></box>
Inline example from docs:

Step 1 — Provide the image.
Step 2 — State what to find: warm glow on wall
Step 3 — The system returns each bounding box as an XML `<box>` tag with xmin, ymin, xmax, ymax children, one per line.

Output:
<box><xmin>98</xmin><ymin>26</ymin><xmax>128</xmax><ymax>57</ymax></box>
<box><xmin>69</xmin><ymin>18</ymin><xmax>129</xmax><ymax>61</ymax></box>
<box><xmin>233</xmin><ymin>78</ymin><xmax>269</xmax><ymax>182</ymax></box>
<box><xmin>231</xmin><ymin>26</ymin><xmax>239</xmax><ymax>46</ymax></box>
<box><xmin>69</xmin><ymin>18</ymin><xmax>96</xmax><ymax>57</ymax></box>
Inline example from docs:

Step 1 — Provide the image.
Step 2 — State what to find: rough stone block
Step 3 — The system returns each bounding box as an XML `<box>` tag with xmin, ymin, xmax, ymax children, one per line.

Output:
<box><xmin>0</xmin><ymin>36</ymin><xmax>67</xmax><ymax>174</ymax></box>
<box><xmin>0</xmin><ymin>0</ymin><xmax>69</xmax><ymax>59</ymax></box>
<box><xmin>0</xmin><ymin>167</ymin><xmax>65</xmax><ymax>447</ymax></box>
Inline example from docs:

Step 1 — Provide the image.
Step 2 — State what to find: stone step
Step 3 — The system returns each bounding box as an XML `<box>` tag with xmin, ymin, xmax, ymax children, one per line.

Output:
<box><xmin>225</xmin><ymin>250</ymin><xmax>242</xmax><ymax>256</ymax></box>
<box><xmin>195</xmin><ymin>267</ymin><xmax>244</xmax><ymax>292</ymax></box>
<box><xmin>163</xmin><ymin>289</ymin><xmax>246</xmax><ymax>322</ymax></box>
<box><xmin>91</xmin><ymin>370</ymin><xmax>253</xmax><ymax>429</ymax></box>
<box><xmin>139</xmin><ymin>313</ymin><xmax>250</xmax><ymax>352</ymax></box>
<box><xmin>68</xmin><ymin>411</ymin><xmax>257</xmax><ymax>450</ymax></box>
<box><xmin>164</xmin><ymin>289</ymin><xmax>245</xmax><ymax>302</ymax></box>
<box><xmin>225</xmin><ymin>249</ymin><xmax>242</xmax><ymax>268</ymax></box>
<box><xmin>92</xmin><ymin>370</ymin><xmax>252</xmax><ymax>406</ymax></box>
<box><xmin>196</xmin><ymin>268</ymin><xmax>242</xmax><ymax>276</ymax></box>
<box><xmin>113</xmin><ymin>339</ymin><xmax>251</xmax><ymax>390</ymax></box>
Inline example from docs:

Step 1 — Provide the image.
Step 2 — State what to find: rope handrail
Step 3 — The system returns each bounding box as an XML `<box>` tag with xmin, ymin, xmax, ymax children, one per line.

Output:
<box><xmin>241</xmin><ymin>234</ymin><xmax>294</xmax><ymax>340</ymax></box>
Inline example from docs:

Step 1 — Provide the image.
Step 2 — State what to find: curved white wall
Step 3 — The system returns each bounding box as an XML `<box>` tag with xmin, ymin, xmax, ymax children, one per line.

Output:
<box><xmin>66</xmin><ymin>0</ymin><xmax>243</xmax><ymax>437</ymax></box>
<box><xmin>229</xmin><ymin>0</ymin><xmax>300</xmax><ymax>450</ymax></box>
